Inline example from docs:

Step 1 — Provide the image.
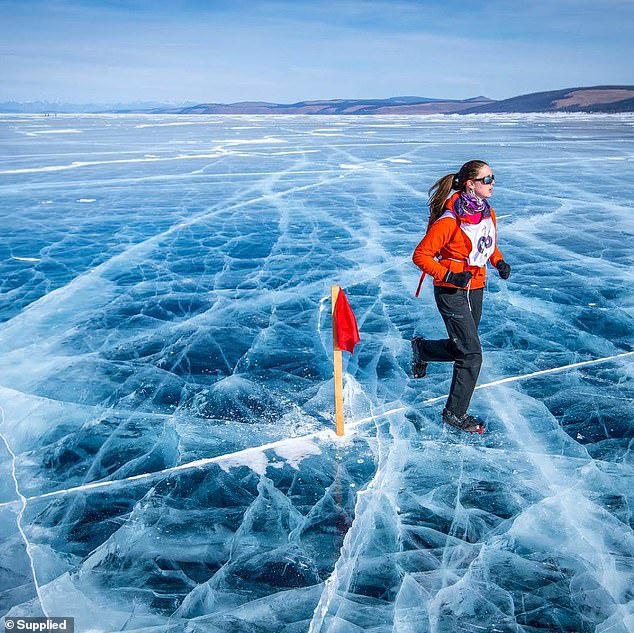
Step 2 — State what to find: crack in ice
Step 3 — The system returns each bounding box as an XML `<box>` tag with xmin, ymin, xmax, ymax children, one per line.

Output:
<box><xmin>0</xmin><ymin>168</ymin><xmax>360</xmax><ymax>341</ymax></box>
<box><xmin>492</xmin><ymin>389</ymin><xmax>634</xmax><ymax>627</ymax></box>
<box><xmin>0</xmin><ymin>404</ymin><xmax>49</xmax><ymax>617</ymax></box>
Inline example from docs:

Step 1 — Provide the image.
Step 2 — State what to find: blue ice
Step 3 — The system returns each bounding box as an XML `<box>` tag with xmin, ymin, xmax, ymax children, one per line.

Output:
<box><xmin>0</xmin><ymin>113</ymin><xmax>633</xmax><ymax>632</ymax></box>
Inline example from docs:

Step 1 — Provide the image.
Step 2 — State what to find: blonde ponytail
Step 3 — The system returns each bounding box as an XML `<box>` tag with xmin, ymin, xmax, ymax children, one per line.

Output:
<box><xmin>427</xmin><ymin>173</ymin><xmax>457</xmax><ymax>229</ymax></box>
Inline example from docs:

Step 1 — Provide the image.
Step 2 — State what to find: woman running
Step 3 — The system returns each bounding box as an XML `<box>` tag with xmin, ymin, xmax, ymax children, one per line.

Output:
<box><xmin>412</xmin><ymin>160</ymin><xmax>511</xmax><ymax>433</ymax></box>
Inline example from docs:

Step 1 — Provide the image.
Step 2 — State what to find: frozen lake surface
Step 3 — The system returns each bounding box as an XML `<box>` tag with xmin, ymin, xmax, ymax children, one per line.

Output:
<box><xmin>0</xmin><ymin>113</ymin><xmax>633</xmax><ymax>632</ymax></box>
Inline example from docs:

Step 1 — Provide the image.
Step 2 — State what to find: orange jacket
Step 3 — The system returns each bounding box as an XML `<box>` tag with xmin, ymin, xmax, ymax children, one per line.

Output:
<box><xmin>413</xmin><ymin>193</ymin><xmax>504</xmax><ymax>290</ymax></box>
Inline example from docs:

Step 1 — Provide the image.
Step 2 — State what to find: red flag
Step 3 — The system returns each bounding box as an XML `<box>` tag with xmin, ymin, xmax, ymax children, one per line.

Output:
<box><xmin>333</xmin><ymin>288</ymin><xmax>360</xmax><ymax>353</ymax></box>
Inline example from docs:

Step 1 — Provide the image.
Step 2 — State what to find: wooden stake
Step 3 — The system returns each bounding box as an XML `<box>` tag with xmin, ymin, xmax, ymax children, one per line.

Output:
<box><xmin>331</xmin><ymin>285</ymin><xmax>345</xmax><ymax>436</ymax></box>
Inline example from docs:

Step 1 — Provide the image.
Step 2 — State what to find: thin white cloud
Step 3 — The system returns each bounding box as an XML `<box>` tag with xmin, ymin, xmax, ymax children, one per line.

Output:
<box><xmin>1</xmin><ymin>0</ymin><xmax>632</xmax><ymax>102</ymax></box>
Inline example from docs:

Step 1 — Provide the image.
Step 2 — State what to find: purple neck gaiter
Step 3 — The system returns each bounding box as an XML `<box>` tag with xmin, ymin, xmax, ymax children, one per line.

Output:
<box><xmin>454</xmin><ymin>191</ymin><xmax>491</xmax><ymax>220</ymax></box>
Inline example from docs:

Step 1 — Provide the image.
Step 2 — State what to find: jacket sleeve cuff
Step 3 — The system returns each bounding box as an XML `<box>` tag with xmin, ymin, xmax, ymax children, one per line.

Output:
<box><xmin>489</xmin><ymin>250</ymin><xmax>503</xmax><ymax>268</ymax></box>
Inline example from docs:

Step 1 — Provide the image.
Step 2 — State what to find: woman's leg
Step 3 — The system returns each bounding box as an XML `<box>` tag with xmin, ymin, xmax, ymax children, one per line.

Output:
<box><xmin>469</xmin><ymin>287</ymin><xmax>484</xmax><ymax>329</ymax></box>
<box><xmin>434</xmin><ymin>287</ymin><xmax>483</xmax><ymax>417</ymax></box>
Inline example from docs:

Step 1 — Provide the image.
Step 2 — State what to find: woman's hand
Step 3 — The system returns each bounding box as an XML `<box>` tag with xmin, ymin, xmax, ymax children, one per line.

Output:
<box><xmin>496</xmin><ymin>260</ymin><xmax>511</xmax><ymax>279</ymax></box>
<box><xmin>444</xmin><ymin>270</ymin><xmax>473</xmax><ymax>288</ymax></box>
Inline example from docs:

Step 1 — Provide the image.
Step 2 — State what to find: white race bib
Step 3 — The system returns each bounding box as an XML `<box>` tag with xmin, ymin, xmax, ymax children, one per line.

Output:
<box><xmin>440</xmin><ymin>211</ymin><xmax>496</xmax><ymax>267</ymax></box>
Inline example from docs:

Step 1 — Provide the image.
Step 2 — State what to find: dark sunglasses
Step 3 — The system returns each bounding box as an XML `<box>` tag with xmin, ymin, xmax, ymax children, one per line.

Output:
<box><xmin>473</xmin><ymin>174</ymin><xmax>495</xmax><ymax>185</ymax></box>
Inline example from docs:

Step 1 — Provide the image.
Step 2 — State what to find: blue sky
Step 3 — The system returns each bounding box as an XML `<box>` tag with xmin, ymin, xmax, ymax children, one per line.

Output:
<box><xmin>1</xmin><ymin>0</ymin><xmax>633</xmax><ymax>103</ymax></box>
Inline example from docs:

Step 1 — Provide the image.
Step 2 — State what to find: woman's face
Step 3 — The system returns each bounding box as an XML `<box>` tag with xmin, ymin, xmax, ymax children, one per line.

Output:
<box><xmin>468</xmin><ymin>165</ymin><xmax>495</xmax><ymax>199</ymax></box>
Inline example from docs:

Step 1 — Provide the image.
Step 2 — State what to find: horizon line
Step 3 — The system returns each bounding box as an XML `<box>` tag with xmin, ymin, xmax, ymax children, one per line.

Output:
<box><xmin>3</xmin><ymin>83</ymin><xmax>634</xmax><ymax>107</ymax></box>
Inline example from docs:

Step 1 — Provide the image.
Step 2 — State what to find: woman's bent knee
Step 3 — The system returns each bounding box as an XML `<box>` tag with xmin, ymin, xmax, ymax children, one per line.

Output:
<box><xmin>457</xmin><ymin>349</ymin><xmax>482</xmax><ymax>369</ymax></box>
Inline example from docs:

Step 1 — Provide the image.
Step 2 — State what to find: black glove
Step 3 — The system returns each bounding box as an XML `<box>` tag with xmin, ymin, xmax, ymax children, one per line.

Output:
<box><xmin>444</xmin><ymin>270</ymin><xmax>473</xmax><ymax>288</ymax></box>
<box><xmin>496</xmin><ymin>260</ymin><xmax>511</xmax><ymax>280</ymax></box>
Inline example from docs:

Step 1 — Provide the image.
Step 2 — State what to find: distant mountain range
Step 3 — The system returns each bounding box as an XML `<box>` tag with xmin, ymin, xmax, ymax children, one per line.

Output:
<box><xmin>172</xmin><ymin>95</ymin><xmax>495</xmax><ymax>115</ymax></box>
<box><xmin>0</xmin><ymin>100</ymin><xmax>197</xmax><ymax>114</ymax></box>
<box><xmin>2</xmin><ymin>86</ymin><xmax>633</xmax><ymax>115</ymax></box>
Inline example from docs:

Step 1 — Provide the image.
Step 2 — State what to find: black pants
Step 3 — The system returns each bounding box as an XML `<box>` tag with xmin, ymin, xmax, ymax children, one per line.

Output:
<box><xmin>415</xmin><ymin>286</ymin><xmax>483</xmax><ymax>416</ymax></box>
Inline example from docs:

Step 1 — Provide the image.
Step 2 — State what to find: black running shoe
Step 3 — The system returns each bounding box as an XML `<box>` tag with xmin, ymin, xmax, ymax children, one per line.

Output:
<box><xmin>411</xmin><ymin>337</ymin><xmax>428</xmax><ymax>379</ymax></box>
<box><xmin>442</xmin><ymin>408</ymin><xmax>485</xmax><ymax>434</ymax></box>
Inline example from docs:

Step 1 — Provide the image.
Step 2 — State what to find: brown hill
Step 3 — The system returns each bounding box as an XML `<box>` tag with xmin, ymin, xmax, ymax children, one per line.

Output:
<box><xmin>462</xmin><ymin>85</ymin><xmax>634</xmax><ymax>114</ymax></box>
<box><xmin>176</xmin><ymin>96</ymin><xmax>495</xmax><ymax>115</ymax></box>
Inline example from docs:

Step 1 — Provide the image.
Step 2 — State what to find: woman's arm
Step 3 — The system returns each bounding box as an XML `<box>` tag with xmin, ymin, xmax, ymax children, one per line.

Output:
<box><xmin>412</xmin><ymin>217</ymin><xmax>459</xmax><ymax>282</ymax></box>
<box><xmin>488</xmin><ymin>208</ymin><xmax>505</xmax><ymax>267</ymax></box>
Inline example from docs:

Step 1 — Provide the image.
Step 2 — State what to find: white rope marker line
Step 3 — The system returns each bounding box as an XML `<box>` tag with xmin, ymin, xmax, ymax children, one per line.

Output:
<box><xmin>474</xmin><ymin>350</ymin><xmax>634</xmax><ymax>389</ymax></box>
<box><xmin>1</xmin><ymin>350</ymin><xmax>631</xmax><ymax>508</ymax></box>
<box><xmin>349</xmin><ymin>349</ymin><xmax>634</xmax><ymax>424</ymax></box>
